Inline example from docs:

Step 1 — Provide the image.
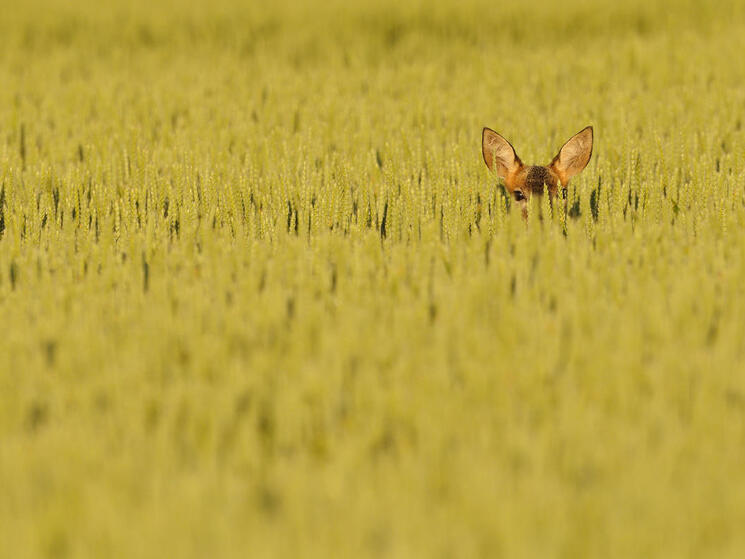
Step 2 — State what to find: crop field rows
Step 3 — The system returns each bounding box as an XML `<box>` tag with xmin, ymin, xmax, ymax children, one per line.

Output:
<box><xmin>2</xmin><ymin>0</ymin><xmax>745</xmax><ymax>557</ymax></box>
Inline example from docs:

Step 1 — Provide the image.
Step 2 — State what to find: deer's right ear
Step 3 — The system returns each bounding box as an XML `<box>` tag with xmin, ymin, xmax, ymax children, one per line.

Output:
<box><xmin>482</xmin><ymin>128</ymin><xmax>522</xmax><ymax>179</ymax></box>
<box><xmin>550</xmin><ymin>126</ymin><xmax>593</xmax><ymax>184</ymax></box>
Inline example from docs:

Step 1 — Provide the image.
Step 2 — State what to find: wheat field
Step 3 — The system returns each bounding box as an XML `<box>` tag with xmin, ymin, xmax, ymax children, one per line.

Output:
<box><xmin>2</xmin><ymin>0</ymin><xmax>745</xmax><ymax>557</ymax></box>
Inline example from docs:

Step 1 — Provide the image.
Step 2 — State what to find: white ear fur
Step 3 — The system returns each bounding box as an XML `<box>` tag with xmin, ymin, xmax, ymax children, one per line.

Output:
<box><xmin>482</xmin><ymin>128</ymin><xmax>522</xmax><ymax>179</ymax></box>
<box><xmin>551</xmin><ymin>126</ymin><xmax>593</xmax><ymax>182</ymax></box>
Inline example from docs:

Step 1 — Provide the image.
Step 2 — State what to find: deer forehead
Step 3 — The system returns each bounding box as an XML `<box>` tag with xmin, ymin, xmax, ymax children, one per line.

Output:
<box><xmin>512</xmin><ymin>165</ymin><xmax>559</xmax><ymax>193</ymax></box>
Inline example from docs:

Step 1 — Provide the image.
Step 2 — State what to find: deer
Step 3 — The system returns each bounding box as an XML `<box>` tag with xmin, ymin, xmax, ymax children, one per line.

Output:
<box><xmin>481</xmin><ymin>126</ymin><xmax>593</xmax><ymax>218</ymax></box>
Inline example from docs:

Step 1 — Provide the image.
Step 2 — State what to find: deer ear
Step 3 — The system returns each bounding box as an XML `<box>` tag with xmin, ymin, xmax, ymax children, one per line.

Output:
<box><xmin>550</xmin><ymin>126</ymin><xmax>593</xmax><ymax>183</ymax></box>
<box><xmin>482</xmin><ymin>128</ymin><xmax>522</xmax><ymax>179</ymax></box>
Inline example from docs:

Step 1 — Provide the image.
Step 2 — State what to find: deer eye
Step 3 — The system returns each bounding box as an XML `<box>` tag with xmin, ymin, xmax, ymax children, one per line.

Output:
<box><xmin>513</xmin><ymin>190</ymin><xmax>525</xmax><ymax>201</ymax></box>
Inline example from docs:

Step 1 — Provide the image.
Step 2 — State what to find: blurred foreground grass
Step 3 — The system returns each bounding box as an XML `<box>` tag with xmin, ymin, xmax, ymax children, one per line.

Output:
<box><xmin>2</xmin><ymin>0</ymin><xmax>745</xmax><ymax>557</ymax></box>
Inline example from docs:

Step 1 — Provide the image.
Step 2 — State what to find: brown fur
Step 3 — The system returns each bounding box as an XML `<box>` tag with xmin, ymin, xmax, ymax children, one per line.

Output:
<box><xmin>482</xmin><ymin>126</ymin><xmax>593</xmax><ymax>209</ymax></box>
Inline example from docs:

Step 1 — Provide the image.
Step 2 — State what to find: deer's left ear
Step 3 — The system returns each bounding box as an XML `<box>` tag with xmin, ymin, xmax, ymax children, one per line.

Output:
<box><xmin>482</xmin><ymin>128</ymin><xmax>522</xmax><ymax>179</ymax></box>
<box><xmin>550</xmin><ymin>126</ymin><xmax>593</xmax><ymax>184</ymax></box>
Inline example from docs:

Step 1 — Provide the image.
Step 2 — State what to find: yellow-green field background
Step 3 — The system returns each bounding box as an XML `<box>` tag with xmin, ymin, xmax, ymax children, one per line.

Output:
<box><xmin>2</xmin><ymin>0</ymin><xmax>745</xmax><ymax>557</ymax></box>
